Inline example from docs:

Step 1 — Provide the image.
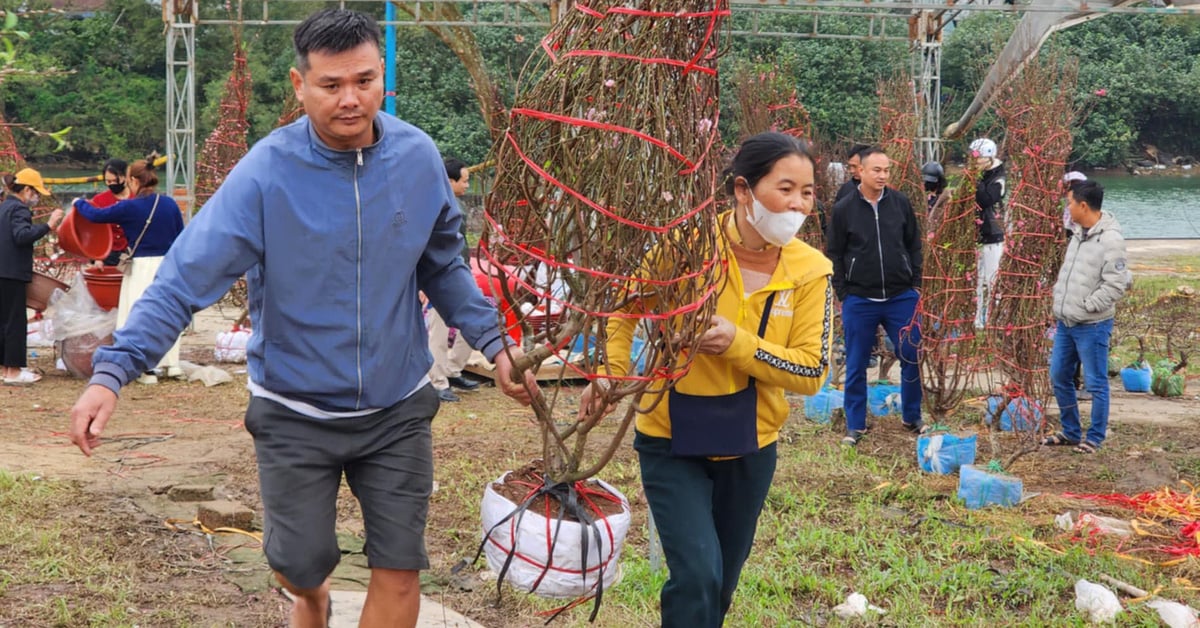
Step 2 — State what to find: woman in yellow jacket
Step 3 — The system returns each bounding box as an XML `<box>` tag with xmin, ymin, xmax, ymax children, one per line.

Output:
<box><xmin>583</xmin><ymin>132</ymin><xmax>833</xmax><ymax>627</ymax></box>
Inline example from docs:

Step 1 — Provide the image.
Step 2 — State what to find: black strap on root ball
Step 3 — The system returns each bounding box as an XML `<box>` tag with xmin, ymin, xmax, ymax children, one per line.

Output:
<box><xmin>455</xmin><ymin>476</ymin><xmax>608</xmax><ymax>624</ymax></box>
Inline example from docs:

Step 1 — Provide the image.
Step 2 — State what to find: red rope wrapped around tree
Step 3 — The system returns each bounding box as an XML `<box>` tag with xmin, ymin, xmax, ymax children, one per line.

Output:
<box><xmin>195</xmin><ymin>33</ymin><xmax>251</xmax><ymax>211</ymax></box>
<box><xmin>482</xmin><ymin>0</ymin><xmax>728</xmax><ymax>483</ymax></box>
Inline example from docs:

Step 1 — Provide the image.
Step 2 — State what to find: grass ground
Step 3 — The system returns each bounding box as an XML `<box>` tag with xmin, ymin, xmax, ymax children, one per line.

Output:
<box><xmin>1</xmin><ymin>245</ymin><xmax>1198</xmax><ymax>627</ymax></box>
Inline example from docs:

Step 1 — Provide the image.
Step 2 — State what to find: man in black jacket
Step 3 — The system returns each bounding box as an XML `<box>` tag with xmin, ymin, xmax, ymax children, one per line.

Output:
<box><xmin>826</xmin><ymin>148</ymin><xmax>924</xmax><ymax>446</ymax></box>
<box><xmin>970</xmin><ymin>137</ymin><xmax>1005</xmax><ymax>329</ymax></box>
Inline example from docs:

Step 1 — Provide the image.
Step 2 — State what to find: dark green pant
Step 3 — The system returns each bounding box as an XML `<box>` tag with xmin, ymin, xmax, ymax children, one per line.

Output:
<box><xmin>634</xmin><ymin>432</ymin><xmax>777</xmax><ymax>628</ymax></box>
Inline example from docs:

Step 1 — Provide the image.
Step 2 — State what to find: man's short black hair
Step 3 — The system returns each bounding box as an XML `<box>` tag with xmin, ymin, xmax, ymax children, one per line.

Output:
<box><xmin>847</xmin><ymin>143</ymin><xmax>871</xmax><ymax>161</ymax></box>
<box><xmin>444</xmin><ymin>158</ymin><xmax>468</xmax><ymax>182</ymax></box>
<box><xmin>1069</xmin><ymin>180</ymin><xmax>1104</xmax><ymax>211</ymax></box>
<box><xmin>293</xmin><ymin>9</ymin><xmax>382</xmax><ymax>73</ymax></box>
<box><xmin>857</xmin><ymin>146</ymin><xmax>888</xmax><ymax>164</ymax></box>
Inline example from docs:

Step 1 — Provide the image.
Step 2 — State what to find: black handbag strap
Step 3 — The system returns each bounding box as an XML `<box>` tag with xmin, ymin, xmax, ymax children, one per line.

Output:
<box><xmin>746</xmin><ymin>291</ymin><xmax>777</xmax><ymax>388</ymax></box>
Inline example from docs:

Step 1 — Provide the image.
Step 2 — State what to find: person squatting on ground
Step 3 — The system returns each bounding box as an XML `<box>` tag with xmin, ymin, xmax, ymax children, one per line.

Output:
<box><xmin>87</xmin><ymin>158</ymin><xmax>132</xmax><ymax>267</ymax></box>
<box><xmin>68</xmin><ymin>9</ymin><xmax>537</xmax><ymax>628</ymax></box>
<box><xmin>1042</xmin><ymin>180</ymin><xmax>1131</xmax><ymax>455</ymax></box>
<box><xmin>921</xmin><ymin>160</ymin><xmax>950</xmax><ymax>224</ymax></box>
<box><xmin>73</xmin><ymin>159</ymin><xmax>186</xmax><ymax>383</ymax></box>
<box><xmin>969</xmin><ymin>137</ymin><xmax>1006</xmax><ymax>329</ymax></box>
<box><xmin>0</xmin><ymin>168</ymin><xmax>64</xmax><ymax>385</ymax></box>
<box><xmin>426</xmin><ymin>157</ymin><xmax>481</xmax><ymax>402</ymax></box>
<box><xmin>581</xmin><ymin>132</ymin><xmax>833</xmax><ymax>628</ymax></box>
<box><xmin>826</xmin><ymin>148</ymin><xmax>924</xmax><ymax>447</ymax></box>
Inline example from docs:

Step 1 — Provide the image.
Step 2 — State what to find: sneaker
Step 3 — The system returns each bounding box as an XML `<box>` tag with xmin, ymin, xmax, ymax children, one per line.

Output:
<box><xmin>841</xmin><ymin>431</ymin><xmax>865</xmax><ymax>447</ymax></box>
<box><xmin>437</xmin><ymin>388</ymin><xmax>460</xmax><ymax>403</ymax></box>
<box><xmin>165</xmin><ymin>366</ymin><xmax>185</xmax><ymax>379</ymax></box>
<box><xmin>3</xmin><ymin>369</ymin><xmax>42</xmax><ymax>386</ymax></box>
<box><xmin>137</xmin><ymin>372</ymin><xmax>159</xmax><ymax>385</ymax></box>
<box><xmin>447</xmin><ymin>376</ymin><xmax>481</xmax><ymax>392</ymax></box>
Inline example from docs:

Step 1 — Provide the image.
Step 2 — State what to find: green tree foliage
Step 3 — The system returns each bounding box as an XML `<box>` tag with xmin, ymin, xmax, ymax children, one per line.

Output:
<box><xmin>0</xmin><ymin>2</ymin><xmax>1196</xmax><ymax>169</ymax></box>
<box><xmin>943</xmin><ymin>13</ymin><xmax>1200</xmax><ymax>167</ymax></box>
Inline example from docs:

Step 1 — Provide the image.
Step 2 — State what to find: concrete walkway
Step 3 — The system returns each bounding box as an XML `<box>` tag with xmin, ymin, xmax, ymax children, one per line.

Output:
<box><xmin>329</xmin><ymin>591</ymin><xmax>485</xmax><ymax>628</ymax></box>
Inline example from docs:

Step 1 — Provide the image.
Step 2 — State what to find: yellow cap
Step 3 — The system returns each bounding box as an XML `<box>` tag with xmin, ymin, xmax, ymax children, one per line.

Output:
<box><xmin>14</xmin><ymin>167</ymin><xmax>51</xmax><ymax>196</ymax></box>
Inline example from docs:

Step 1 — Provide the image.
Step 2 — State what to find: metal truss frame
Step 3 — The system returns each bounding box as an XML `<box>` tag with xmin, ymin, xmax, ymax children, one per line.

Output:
<box><xmin>166</xmin><ymin>0</ymin><xmax>1193</xmax><ymax>207</ymax></box>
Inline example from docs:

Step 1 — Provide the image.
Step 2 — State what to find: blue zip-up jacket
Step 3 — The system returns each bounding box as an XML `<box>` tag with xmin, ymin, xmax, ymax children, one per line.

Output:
<box><xmin>90</xmin><ymin>114</ymin><xmax>507</xmax><ymax>412</ymax></box>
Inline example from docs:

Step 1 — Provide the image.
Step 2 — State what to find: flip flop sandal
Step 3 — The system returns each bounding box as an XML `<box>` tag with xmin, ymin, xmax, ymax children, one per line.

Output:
<box><xmin>1073</xmin><ymin>442</ymin><xmax>1099</xmax><ymax>454</ymax></box>
<box><xmin>1041</xmin><ymin>433</ymin><xmax>1079</xmax><ymax>447</ymax></box>
<box><xmin>841</xmin><ymin>432</ymin><xmax>864</xmax><ymax>447</ymax></box>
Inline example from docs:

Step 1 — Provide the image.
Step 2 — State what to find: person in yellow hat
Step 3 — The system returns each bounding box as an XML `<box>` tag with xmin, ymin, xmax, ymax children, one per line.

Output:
<box><xmin>1</xmin><ymin>168</ymin><xmax>64</xmax><ymax>385</ymax></box>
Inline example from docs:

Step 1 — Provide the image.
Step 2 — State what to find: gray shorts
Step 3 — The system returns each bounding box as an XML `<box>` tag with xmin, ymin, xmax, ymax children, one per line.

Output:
<box><xmin>243</xmin><ymin>385</ymin><xmax>439</xmax><ymax>589</ymax></box>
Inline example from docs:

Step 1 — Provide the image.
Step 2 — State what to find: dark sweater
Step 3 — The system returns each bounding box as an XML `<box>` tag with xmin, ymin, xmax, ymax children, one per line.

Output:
<box><xmin>975</xmin><ymin>162</ymin><xmax>1006</xmax><ymax>244</ymax></box>
<box><xmin>74</xmin><ymin>193</ymin><xmax>185</xmax><ymax>257</ymax></box>
<box><xmin>0</xmin><ymin>196</ymin><xmax>51</xmax><ymax>282</ymax></box>
<box><xmin>826</xmin><ymin>186</ymin><xmax>923</xmax><ymax>301</ymax></box>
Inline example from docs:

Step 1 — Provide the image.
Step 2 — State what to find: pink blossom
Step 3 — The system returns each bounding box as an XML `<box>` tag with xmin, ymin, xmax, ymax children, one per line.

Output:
<box><xmin>662</xmin><ymin>191</ymin><xmax>675</xmax><ymax>202</ymax></box>
<box><xmin>1095</xmin><ymin>89</ymin><xmax>1108</xmax><ymax>97</ymax></box>
<box><xmin>604</xmin><ymin>79</ymin><xmax>615</xmax><ymax>88</ymax></box>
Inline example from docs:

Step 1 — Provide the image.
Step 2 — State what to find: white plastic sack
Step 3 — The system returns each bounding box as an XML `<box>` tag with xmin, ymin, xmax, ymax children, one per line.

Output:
<box><xmin>214</xmin><ymin>328</ymin><xmax>251</xmax><ymax>363</ymax></box>
<box><xmin>833</xmin><ymin>592</ymin><xmax>887</xmax><ymax>619</ymax></box>
<box><xmin>26</xmin><ymin>319</ymin><xmax>54</xmax><ymax>347</ymax></box>
<box><xmin>48</xmin><ymin>274</ymin><xmax>116</xmax><ymax>342</ymax></box>
<box><xmin>480</xmin><ymin>473</ymin><xmax>630</xmax><ymax>598</ymax></box>
<box><xmin>178</xmin><ymin>360</ymin><xmax>233</xmax><ymax>387</ymax></box>
<box><xmin>1075</xmin><ymin>578</ymin><xmax>1122</xmax><ymax>623</ymax></box>
<box><xmin>1146</xmin><ymin>599</ymin><xmax>1200</xmax><ymax>628</ymax></box>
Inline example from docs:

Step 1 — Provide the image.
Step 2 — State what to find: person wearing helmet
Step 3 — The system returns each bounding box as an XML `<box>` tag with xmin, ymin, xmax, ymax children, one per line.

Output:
<box><xmin>968</xmin><ymin>138</ymin><xmax>1005</xmax><ymax>329</ymax></box>
<box><xmin>921</xmin><ymin>161</ymin><xmax>949</xmax><ymax>223</ymax></box>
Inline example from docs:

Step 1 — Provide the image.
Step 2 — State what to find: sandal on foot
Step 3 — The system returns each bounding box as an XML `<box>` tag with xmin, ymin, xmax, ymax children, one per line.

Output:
<box><xmin>841</xmin><ymin>431</ymin><xmax>864</xmax><ymax>447</ymax></box>
<box><xmin>902</xmin><ymin>420</ymin><xmax>928</xmax><ymax>435</ymax></box>
<box><xmin>1041</xmin><ymin>433</ymin><xmax>1079</xmax><ymax>447</ymax></box>
<box><xmin>1073</xmin><ymin>442</ymin><xmax>1099</xmax><ymax>455</ymax></box>
<box><xmin>3</xmin><ymin>369</ymin><xmax>42</xmax><ymax>386</ymax></box>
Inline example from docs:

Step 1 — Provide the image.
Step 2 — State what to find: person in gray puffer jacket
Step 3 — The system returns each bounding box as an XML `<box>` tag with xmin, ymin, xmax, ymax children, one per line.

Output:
<box><xmin>1044</xmin><ymin>180</ymin><xmax>1131</xmax><ymax>455</ymax></box>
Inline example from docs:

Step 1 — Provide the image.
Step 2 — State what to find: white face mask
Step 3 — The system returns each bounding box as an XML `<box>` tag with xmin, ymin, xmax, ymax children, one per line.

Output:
<box><xmin>747</xmin><ymin>190</ymin><xmax>806</xmax><ymax>247</ymax></box>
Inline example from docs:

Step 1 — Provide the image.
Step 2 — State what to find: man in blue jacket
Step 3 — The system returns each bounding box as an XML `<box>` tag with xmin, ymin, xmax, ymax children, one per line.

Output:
<box><xmin>826</xmin><ymin>148</ymin><xmax>924</xmax><ymax>447</ymax></box>
<box><xmin>68</xmin><ymin>9</ymin><xmax>537</xmax><ymax>627</ymax></box>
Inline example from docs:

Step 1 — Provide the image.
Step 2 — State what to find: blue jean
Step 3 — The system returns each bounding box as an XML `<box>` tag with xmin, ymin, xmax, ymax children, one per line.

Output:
<box><xmin>842</xmin><ymin>290</ymin><xmax>922</xmax><ymax>433</ymax></box>
<box><xmin>635</xmin><ymin>432</ymin><xmax>777</xmax><ymax>628</ymax></box>
<box><xmin>1050</xmin><ymin>319</ymin><xmax>1113</xmax><ymax>447</ymax></box>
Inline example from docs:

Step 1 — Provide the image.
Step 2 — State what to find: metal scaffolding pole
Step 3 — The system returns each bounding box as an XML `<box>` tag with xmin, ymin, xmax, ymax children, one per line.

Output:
<box><xmin>912</xmin><ymin>9</ymin><xmax>944</xmax><ymax>164</ymax></box>
<box><xmin>165</xmin><ymin>0</ymin><xmax>196</xmax><ymax>220</ymax></box>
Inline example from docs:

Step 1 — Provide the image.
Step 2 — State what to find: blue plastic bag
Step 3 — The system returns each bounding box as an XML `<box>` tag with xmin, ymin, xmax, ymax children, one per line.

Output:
<box><xmin>984</xmin><ymin>395</ymin><xmax>1044</xmax><ymax>432</ymax></box>
<box><xmin>957</xmin><ymin>464</ymin><xmax>1023</xmax><ymax>509</ymax></box>
<box><xmin>803</xmin><ymin>386</ymin><xmax>844</xmax><ymax>424</ymax></box>
<box><xmin>867</xmin><ymin>383</ymin><xmax>902</xmax><ymax>417</ymax></box>
<box><xmin>1120</xmin><ymin>362</ymin><xmax>1152</xmax><ymax>393</ymax></box>
<box><xmin>917</xmin><ymin>432</ymin><xmax>978</xmax><ymax>474</ymax></box>
<box><xmin>570</xmin><ymin>334</ymin><xmax>648</xmax><ymax>374</ymax></box>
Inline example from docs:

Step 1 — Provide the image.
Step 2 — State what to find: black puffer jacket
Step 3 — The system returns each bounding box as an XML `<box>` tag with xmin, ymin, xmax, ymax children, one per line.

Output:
<box><xmin>0</xmin><ymin>196</ymin><xmax>51</xmax><ymax>282</ymax></box>
<box><xmin>976</xmin><ymin>161</ymin><xmax>1006</xmax><ymax>244</ymax></box>
<box><xmin>826</xmin><ymin>186</ymin><xmax>923</xmax><ymax>301</ymax></box>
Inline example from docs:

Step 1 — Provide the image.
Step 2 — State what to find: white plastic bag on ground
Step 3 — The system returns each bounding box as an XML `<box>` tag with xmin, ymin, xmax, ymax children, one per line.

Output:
<box><xmin>480</xmin><ymin>473</ymin><xmax>630</xmax><ymax>598</ymax></box>
<box><xmin>178</xmin><ymin>360</ymin><xmax>233</xmax><ymax>387</ymax></box>
<box><xmin>48</xmin><ymin>274</ymin><xmax>116</xmax><ymax>342</ymax></box>
<box><xmin>1075</xmin><ymin>579</ymin><xmax>1122</xmax><ymax>623</ymax></box>
<box><xmin>26</xmin><ymin>319</ymin><xmax>54</xmax><ymax>347</ymax></box>
<box><xmin>1146</xmin><ymin>599</ymin><xmax>1200</xmax><ymax>628</ymax></box>
<box><xmin>214</xmin><ymin>327</ymin><xmax>251</xmax><ymax>363</ymax></box>
<box><xmin>833</xmin><ymin>592</ymin><xmax>887</xmax><ymax>619</ymax></box>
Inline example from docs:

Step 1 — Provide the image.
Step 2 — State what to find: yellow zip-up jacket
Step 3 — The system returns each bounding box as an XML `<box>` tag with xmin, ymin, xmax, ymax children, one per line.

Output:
<box><xmin>605</xmin><ymin>213</ymin><xmax>834</xmax><ymax>449</ymax></box>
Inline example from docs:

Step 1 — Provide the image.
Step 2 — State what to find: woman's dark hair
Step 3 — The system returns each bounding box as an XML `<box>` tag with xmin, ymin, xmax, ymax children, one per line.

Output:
<box><xmin>102</xmin><ymin>158</ymin><xmax>128</xmax><ymax>179</ymax></box>
<box><xmin>722</xmin><ymin>132</ymin><xmax>814</xmax><ymax>196</ymax></box>
<box><xmin>293</xmin><ymin>9</ymin><xmax>381</xmax><ymax>74</ymax></box>
<box><xmin>127</xmin><ymin>159</ymin><xmax>158</xmax><ymax>195</ymax></box>
<box><xmin>2</xmin><ymin>173</ymin><xmax>27</xmax><ymax>195</ymax></box>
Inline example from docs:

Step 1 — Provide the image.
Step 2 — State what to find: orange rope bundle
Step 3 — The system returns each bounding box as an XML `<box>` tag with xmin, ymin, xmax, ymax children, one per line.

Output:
<box><xmin>1066</xmin><ymin>484</ymin><xmax>1200</xmax><ymax>560</ymax></box>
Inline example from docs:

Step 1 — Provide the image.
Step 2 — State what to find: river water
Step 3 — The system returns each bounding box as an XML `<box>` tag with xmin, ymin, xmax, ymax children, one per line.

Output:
<box><xmin>1090</xmin><ymin>172</ymin><xmax>1200</xmax><ymax>239</ymax></box>
<box><xmin>41</xmin><ymin>167</ymin><xmax>1200</xmax><ymax>239</ymax></box>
